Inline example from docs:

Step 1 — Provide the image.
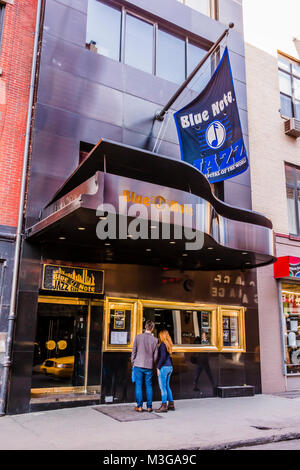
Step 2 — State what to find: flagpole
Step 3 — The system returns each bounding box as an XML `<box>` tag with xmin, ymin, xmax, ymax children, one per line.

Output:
<box><xmin>155</xmin><ymin>23</ymin><xmax>234</xmax><ymax>121</ymax></box>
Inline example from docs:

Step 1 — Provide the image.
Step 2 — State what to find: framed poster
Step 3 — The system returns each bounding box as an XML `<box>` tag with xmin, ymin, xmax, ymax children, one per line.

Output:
<box><xmin>113</xmin><ymin>310</ymin><xmax>126</xmax><ymax>330</ymax></box>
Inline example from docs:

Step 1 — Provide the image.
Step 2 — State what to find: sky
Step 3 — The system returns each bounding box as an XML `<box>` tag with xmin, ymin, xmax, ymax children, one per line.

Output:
<box><xmin>243</xmin><ymin>0</ymin><xmax>300</xmax><ymax>58</ymax></box>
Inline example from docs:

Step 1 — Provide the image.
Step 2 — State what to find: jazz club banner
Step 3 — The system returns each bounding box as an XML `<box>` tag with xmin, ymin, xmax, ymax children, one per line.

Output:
<box><xmin>174</xmin><ymin>47</ymin><xmax>249</xmax><ymax>183</ymax></box>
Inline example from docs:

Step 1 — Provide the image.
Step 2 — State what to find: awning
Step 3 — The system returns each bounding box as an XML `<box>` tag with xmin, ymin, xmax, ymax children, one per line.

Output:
<box><xmin>26</xmin><ymin>138</ymin><xmax>276</xmax><ymax>271</ymax></box>
<box><xmin>274</xmin><ymin>256</ymin><xmax>300</xmax><ymax>279</ymax></box>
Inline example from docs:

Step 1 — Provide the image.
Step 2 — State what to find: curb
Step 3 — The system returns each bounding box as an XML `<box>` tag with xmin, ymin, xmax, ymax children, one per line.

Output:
<box><xmin>187</xmin><ymin>432</ymin><xmax>300</xmax><ymax>450</ymax></box>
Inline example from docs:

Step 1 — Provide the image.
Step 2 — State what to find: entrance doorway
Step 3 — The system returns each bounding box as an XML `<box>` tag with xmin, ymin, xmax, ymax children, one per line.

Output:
<box><xmin>31</xmin><ymin>296</ymin><xmax>103</xmax><ymax>403</ymax></box>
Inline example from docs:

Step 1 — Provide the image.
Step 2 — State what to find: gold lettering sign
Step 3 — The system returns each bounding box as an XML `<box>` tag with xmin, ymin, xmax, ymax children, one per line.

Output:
<box><xmin>122</xmin><ymin>190</ymin><xmax>193</xmax><ymax>216</ymax></box>
<box><xmin>42</xmin><ymin>265</ymin><xmax>104</xmax><ymax>294</ymax></box>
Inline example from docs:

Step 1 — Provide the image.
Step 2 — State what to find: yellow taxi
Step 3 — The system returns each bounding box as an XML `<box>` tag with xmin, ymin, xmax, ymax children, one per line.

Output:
<box><xmin>40</xmin><ymin>356</ymin><xmax>74</xmax><ymax>378</ymax></box>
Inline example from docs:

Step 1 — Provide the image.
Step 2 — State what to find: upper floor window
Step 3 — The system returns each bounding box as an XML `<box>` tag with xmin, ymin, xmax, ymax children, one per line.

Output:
<box><xmin>86</xmin><ymin>0</ymin><xmax>215</xmax><ymax>86</ymax></box>
<box><xmin>177</xmin><ymin>0</ymin><xmax>214</xmax><ymax>18</ymax></box>
<box><xmin>285</xmin><ymin>164</ymin><xmax>300</xmax><ymax>236</ymax></box>
<box><xmin>278</xmin><ymin>53</ymin><xmax>300</xmax><ymax>120</ymax></box>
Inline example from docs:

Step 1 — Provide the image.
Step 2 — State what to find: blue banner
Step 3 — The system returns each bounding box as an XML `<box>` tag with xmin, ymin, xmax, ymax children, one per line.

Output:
<box><xmin>174</xmin><ymin>47</ymin><xmax>249</xmax><ymax>184</ymax></box>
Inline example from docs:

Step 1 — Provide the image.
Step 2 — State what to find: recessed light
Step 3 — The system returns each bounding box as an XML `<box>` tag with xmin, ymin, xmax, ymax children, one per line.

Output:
<box><xmin>208</xmin><ymin>247</ymin><xmax>214</xmax><ymax>250</ymax></box>
<box><xmin>182</xmin><ymin>253</ymin><xmax>188</xmax><ymax>257</ymax></box>
<box><xmin>78</xmin><ymin>227</ymin><xmax>86</xmax><ymax>231</ymax></box>
<box><xmin>245</xmin><ymin>262</ymin><xmax>251</xmax><ymax>265</ymax></box>
<box><xmin>127</xmin><ymin>234</ymin><xmax>133</xmax><ymax>238</ymax></box>
<box><xmin>242</xmin><ymin>252</ymin><xmax>248</xmax><ymax>255</ymax></box>
<box><xmin>169</xmin><ymin>241</ymin><xmax>176</xmax><ymax>244</ymax></box>
<box><xmin>59</xmin><ymin>236</ymin><xmax>66</xmax><ymax>240</ymax></box>
<box><xmin>146</xmin><ymin>248</ymin><xmax>151</xmax><ymax>252</ymax></box>
<box><xmin>216</xmin><ymin>258</ymin><xmax>221</xmax><ymax>261</ymax></box>
<box><xmin>105</xmin><ymin>242</ymin><xmax>111</xmax><ymax>246</ymax></box>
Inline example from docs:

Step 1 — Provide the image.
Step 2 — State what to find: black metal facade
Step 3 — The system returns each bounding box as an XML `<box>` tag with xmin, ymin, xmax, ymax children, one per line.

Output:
<box><xmin>6</xmin><ymin>0</ymin><xmax>262</xmax><ymax>414</ymax></box>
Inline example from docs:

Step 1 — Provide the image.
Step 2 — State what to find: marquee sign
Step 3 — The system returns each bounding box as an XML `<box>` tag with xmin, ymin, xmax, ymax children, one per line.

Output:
<box><xmin>42</xmin><ymin>264</ymin><xmax>104</xmax><ymax>293</ymax></box>
<box><xmin>174</xmin><ymin>47</ymin><xmax>249</xmax><ymax>184</ymax></box>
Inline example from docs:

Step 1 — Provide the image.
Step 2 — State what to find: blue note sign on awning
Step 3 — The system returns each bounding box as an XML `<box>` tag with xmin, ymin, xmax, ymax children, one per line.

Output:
<box><xmin>174</xmin><ymin>47</ymin><xmax>249</xmax><ymax>184</ymax></box>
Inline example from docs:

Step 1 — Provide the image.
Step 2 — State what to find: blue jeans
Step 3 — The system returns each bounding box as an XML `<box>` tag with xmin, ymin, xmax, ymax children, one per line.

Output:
<box><xmin>134</xmin><ymin>367</ymin><xmax>153</xmax><ymax>408</ymax></box>
<box><xmin>158</xmin><ymin>366</ymin><xmax>173</xmax><ymax>404</ymax></box>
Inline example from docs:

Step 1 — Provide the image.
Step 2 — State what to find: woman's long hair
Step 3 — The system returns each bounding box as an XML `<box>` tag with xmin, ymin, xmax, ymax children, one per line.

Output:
<box><xmin>158</xmin><ymin>330</ymin><xmax>173</xmax><ymax>356</ymax></box>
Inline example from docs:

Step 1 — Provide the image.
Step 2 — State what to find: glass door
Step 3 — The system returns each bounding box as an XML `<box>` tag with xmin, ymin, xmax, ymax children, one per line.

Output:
<box><xmin>31</xmin><ymin>297</ymin><xmax>103</xmax><ymax>396</ymax></box>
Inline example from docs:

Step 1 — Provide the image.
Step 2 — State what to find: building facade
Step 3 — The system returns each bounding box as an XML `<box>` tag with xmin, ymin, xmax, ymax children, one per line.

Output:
<box><xmin>244</xmin><ymin>0</ymin><xmax>300</xmax><ymax>393</ymax></box>
<box><xmin>3</xmin><ymin>0</ymin><xmax>275</xmax><ymax>415</ymax></box>
<box><xmin>0</xmin><ymin>0</ymin><xmax>38</xmax><ymax>405</ymax></box>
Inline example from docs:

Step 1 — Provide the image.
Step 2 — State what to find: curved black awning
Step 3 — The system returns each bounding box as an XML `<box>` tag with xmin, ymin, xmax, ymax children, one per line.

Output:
<box><xmin>26</xmin><ymin>138</ymin><xmax>276</xmax><ymax>271</ymax></box>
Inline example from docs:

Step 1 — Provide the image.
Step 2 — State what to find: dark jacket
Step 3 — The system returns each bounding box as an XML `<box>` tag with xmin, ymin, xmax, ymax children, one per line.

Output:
<box><xmin>131</xmin><ymin>332</ymin><xmax>158</xmax><ymax>369</ymax></box>
<box><xmin>157</xmin><ymin>342</ymin><xmax>173</xmax><ymax>370</ymax></box>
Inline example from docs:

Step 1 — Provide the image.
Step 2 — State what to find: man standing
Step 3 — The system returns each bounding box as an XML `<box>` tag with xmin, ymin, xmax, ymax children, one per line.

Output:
<box><xmin>131</xmin><ymin>320</ymin><xmax>158</xmax><ymax>412</ymax></box>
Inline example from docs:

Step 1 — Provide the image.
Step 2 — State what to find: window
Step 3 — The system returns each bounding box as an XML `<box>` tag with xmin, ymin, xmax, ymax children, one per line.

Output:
<box><xmin>143</xmin><ymin>307</ymin><xmax>215</xmax><ymax>347</ymax></box>
<box><xmin>104</xmin><ymin>298</ymin><xmax>246</xmax><ymax>352</ymax></box>
<box><xmin>156</xmin><ymin>29</ymin><xmax>186</xmax><ymax>84</ymax></box>
<box><xmin>86</xmin><ymin>0</ymin><xmax>213</xmax><ymax>86</ymax></box>
<box><xmin>282</xmin><ymin>283</ymin><xmax>300</xmax><ymax>375</ymax></box>
<box><xmin>285</xmin><ymin>164</ymin><xmax>300</xmax><ymax>236</ymax></box>
<box><xmin>278</xmin><ymin>53</ymin><xmax>300</xmax><ymax>119</ymax></box>
<box><xmin>177</xmin><ymin>0</ymin><xmax>213</xmax><ymax>17</ymax></box>
<box><xmin>124</xmin><ymin>15</ymin><xmax>154</xmax><ymax>74</ymax></box>
<box><xmin>86</xmin><ymin>0</ymin><xmax>121</xmax><ymax>60</ymax></box>
<box><xmin>220</xmin><ymin>309</ymin><xmax>244</xmax><ymax>349</ymax></box>
<box><xmin>103</xmin><ymin>300</ymin><xmax>136</xmax><ymax>351</ymax></box>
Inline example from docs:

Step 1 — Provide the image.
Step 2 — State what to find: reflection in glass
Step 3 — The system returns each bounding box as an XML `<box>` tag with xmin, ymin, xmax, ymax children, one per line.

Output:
<box><xmin>280</xmin><ymin>93</ymin><xmax>293</xmax><ymax>117</ymax></box>
<box><xmin>286</xmin><ymin>187</ymin><xmax>297</xmax><ymax>235</ymax></box>
<box><xmin>187</xmin><ymin>42</ymin><xmax>210</xmax><ymax>92</ymax></box>
<box><xmin>278</xmin><ymin>55</ymin><xmax>290</xmax><ymax>72</ymax></box>
<box><xmin>295</xmin><ymin>100</ymin><xmax>300</xmax><ymax>120</ymax></box>
<box><xmin>125</xmin><ymin>14</ymin><xmax>153</xmax><ymax>74</ymax></box>
<box><xmin>86</xmin><ymin>0</ymin><xmax>121</xmax><ymax>60</ymax></box>
<box><xmin>185</xmin><ymin>0</ymin><xmax>210</xmax><ymax>16</ymax></box>
<box><xmin>222</xmin><ymin>315</ymin><xmax>239</xmax><ymax>347</ymax></box>
<box><xmin>143</xmin><ymin>308</ymin><xmax>212</xmax><ymax>346</ymax></box>
<box><xmin>292</xmin><ymin>62</ymin><xmax>300</xmax><ymax>78</ymax></box>
<box><xmin>294</xmin><ymin>77</ymin><xmax>300</xmax><ymax>101</ymax></box>
<box><xmin>157</xmin><ymin>29</ymin><xmax>185</xmax><ymax>84</ymax></box>
<box><xmin>279</xmin><ymin>70</ymin><xmax>292</xmax><ymax>96</ymax></box>
<box><xmin>31</xmin><ymin>303</ymin><xmax>88</xmax><ymax>390</ymax></box>
<box><xmin>285</xmin><ymin>164</ymin><xmax>295</xmax><ymax>186</ymax></box>
<box><xmin>282</xmin><ymin>285</ymin><xmax>300</xmax><ymax>375</ymax></box>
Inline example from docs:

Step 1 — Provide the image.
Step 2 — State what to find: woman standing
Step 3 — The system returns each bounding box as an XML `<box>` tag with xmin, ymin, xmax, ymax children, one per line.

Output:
<box><xmin>155</xmin><ymin>330</ymin><xmax>175</xmax><ymax>412</ymax></box>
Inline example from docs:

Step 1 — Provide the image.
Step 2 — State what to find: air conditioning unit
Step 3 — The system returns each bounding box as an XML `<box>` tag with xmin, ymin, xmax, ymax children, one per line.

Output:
<box><xmin>284</xmin><ymin>118</ymin><xmax>300</xmax><ymax>138</ymax></box>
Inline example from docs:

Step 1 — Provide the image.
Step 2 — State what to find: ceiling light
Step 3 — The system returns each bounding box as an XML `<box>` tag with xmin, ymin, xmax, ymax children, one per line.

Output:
<box><xmin>59</xmin><ymin>236</ymin><xmax>66</xmax><ymax>240</ymax></box>
<box><xmin>78</xmin><ymin>227</ymin><xmax>86</xmax><ymax>231</ymax></box>
<box><xmin>169</xmin><ymin>241</ymin><xmax>176</xmax><ymax>244</ymax></box>
<box><xmin>216</xmin><ymin>258</ymin><xmax>221</xmax><ymax>261</ymax></box>
<box><xmin>182</xmin><ymin>253</ymin><xmax>188</xmax><ymax>257</ymax></box>
<box><xmin>208</xmin><ymin>247</ymin><xmax>214</xmax><ymax>250</ymax></box>
<box><xmin>146</xmin><ymin>248</ymin><xmax>151</xmax><ymax>252</ymax></box>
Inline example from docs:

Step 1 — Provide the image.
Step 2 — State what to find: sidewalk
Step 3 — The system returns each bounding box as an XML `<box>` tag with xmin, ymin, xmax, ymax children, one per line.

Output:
<box><xmin>1</xmin><ymin>394</ymin><xmax>300</xmax><ymax>450</ymax></box>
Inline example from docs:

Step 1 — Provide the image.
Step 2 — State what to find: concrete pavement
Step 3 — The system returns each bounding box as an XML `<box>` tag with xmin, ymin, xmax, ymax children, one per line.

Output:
<box><xmin>1</xmin><ymin>394</ymin><xmax>300</xmax><ymax>450</ymax></box>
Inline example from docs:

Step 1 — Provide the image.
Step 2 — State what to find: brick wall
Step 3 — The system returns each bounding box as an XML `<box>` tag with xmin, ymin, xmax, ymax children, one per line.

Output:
<box><xmin>0</xmin><ymin>0</ymin><xmax>37</xmax><ymax>227</ymax></box>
